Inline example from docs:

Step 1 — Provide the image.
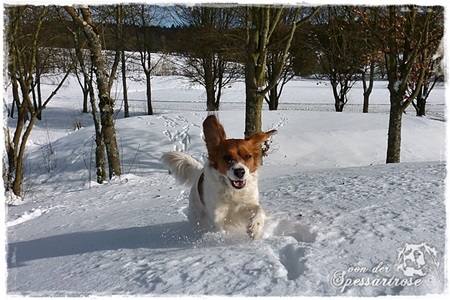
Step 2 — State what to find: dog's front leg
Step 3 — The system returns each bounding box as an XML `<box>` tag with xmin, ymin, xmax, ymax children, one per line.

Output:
<box><xmin>245</xmin><ymin>205</ymin><xmax>265</xmax><ymax>239</ymax></box>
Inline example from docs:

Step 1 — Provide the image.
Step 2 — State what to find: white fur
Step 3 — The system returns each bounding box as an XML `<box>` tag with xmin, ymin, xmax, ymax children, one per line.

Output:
<box><xmin>160</xmin><ymin>152</ymin><xmax>203</xmax><ymax>186</ymax></box>
<box><xmin>161</xmin><ymin>152</ymin><xmax>265</xmax><ymax>239</ymax></box>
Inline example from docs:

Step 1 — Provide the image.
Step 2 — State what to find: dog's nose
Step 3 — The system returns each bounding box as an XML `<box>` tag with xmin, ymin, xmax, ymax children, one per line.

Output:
<box><xmin>234</xmin><ymin>168</ymin><xmax>245</xmax><ymax>179</ymax></box>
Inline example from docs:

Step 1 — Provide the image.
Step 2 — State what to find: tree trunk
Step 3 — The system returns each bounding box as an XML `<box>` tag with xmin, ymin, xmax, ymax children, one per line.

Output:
<box><xmin>10</xmin><ymin>84</ymin><xmax>31</xmax><ymax>196</ymax></box>
<box><xmin>245</xmin><ymin>88</ymin><xmax>264</xmax><ymax>138</ymax></box>
<box><xmin>416</xmin><ymin>96</ymin><xmax>426</xmax><ymax>116</ymax></box>
<box><xmin>266</xmin><ymin>85</ymin><xmax>279</xmax><ymax>110</ymax></box>
<box><xmin>244</xmin><ymin>40</ymin><xmax>265</xmax><ymax>138</ymax></box>
<box><xmin>121</xmin><ymin>50</ymin><xmax>129</xmax><ymax>118</ymax></box>
<box><xmin>414</xmin><ymin>85</ymin><xmax>428</xmax><ymax>116</ymax></box>
<box><xmin>82</xmin><ymin>84</ymin><xmax>89</xmax><ymax>113</ymax></box>
<box><xmin>204</xmin><ymin>56</ymin><xmax>218</xmax><ymax>111</ymax></box>
<box><xmin>31</xmin><ymin>85</ymin><xmax>38</xmax><ymax>118</ymax></box>
<box><xmin>331</xmin><ymin>79</ymin><xmax>345</xmax><ymax>112</ymax></box>
<box><xmin>362</xmin><ymin>91</ymin><xmax>369</xmax><ymax>113</ymax></box>
<box><xmin>244</xmin><ymin>7</ymin><xmax>268</xmax><ymax>138</ymax></box>
<box><xmin>117</xmin><ymin>5</ymin><xmax>129</xmax><ymax>118</ymax></box>
<box><xmin>99</xmin><ymin>99</ymin><xmax>121</xmax><ymax>178</ymax></box>
<box><xmin>3</xmin><ymin>126</ymin><xmax>11</xmax><ymax>190</ymax></box>
<box><xmin>82</xmin><ymin>71</ymin><xmax>90</xmax><ymax>113</ymax></box>
<box><xmin>145</xmin><ymin>70</ymin><xmax>153</xmax><ymax>115</ymax></box>
<box><xmin>334</xmin><ymin>101</ymin><xmax>344</xmax><ymax>112</ymax></box>
<box><xmin>12</xmin><ymin>112</ymin><xmax>34</xmax><ymax>196</ymax></box>
<box><xmin>66</xmin><ymin>6</ymin><xmax>121</xmax><ymax>179</ymax></box>
<box><xmin>10</xmin><ymin>72</ymin><xmax>20</xmax><ymax>118</ymax></box>
<box><xmin>88</xmin><ymin>78</ymin><xmax>107</xmax><ymax>183</ymax></box>
<box><xmin>386</xmin><ymin>95</ymin><xmax>403</xmax><ymax>163</ymax></box>
<box><xmin>332</xmin><ymin>90</ymin><xmax>344</xmax><ymax>112</ymax></box>
<box><xmin>244</xmin><ymin>64</ymin><xmax>265</xmax><ymax>164</ymax></box>
<box><xmin>37</xmin><ymin>75</ymin><xmax>42</xmax><ymax>120</ymax></box>
<box><xmin>362</xmin><ymin>61</ymin><xmax>375</xmax><ymax>113</ymax></box>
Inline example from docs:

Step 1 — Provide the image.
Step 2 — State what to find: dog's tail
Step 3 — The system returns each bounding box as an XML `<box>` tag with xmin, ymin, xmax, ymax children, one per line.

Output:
<box><xmin>161</xmin><ymin>151</ymin><xmax>203</xmax><ymax>186</ymax></box>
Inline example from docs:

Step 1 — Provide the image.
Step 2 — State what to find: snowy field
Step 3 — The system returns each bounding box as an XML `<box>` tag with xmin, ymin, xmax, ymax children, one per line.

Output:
<box><xmin>3</xmin><ymin>73</ymin><xmax>448</xmax><ymax>297</ymax></box>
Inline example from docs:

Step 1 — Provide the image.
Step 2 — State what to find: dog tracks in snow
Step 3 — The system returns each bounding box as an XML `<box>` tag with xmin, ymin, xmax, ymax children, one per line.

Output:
<box><xmin>264</xmin><ymin>216</ymin><xmax>317</xmax><ymax>281</ymax></box>
<box><xmin>160</xmin><ymin>115</ymin><xmax>193</xmax><ymax>152</ymax></box>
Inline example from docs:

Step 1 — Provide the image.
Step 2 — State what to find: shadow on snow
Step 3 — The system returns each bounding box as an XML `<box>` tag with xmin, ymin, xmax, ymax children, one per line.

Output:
<box><xmin>7</xmin><ymin>221</ymin><xmax>201</xmax><ymax>268</ymax></box>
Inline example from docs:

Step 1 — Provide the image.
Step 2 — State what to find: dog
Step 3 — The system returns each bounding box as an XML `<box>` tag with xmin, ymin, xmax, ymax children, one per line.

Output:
<box><xmin>161</xmin><ymin>115</ymin><xmax>276</xmax><ymax>239</ymax></box>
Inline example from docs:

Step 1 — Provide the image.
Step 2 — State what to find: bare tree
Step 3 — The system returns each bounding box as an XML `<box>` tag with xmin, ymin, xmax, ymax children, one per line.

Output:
<box><xmin>5</xmin><ymin>6</ymin><xmax>74</xmax><ymax>197</ymax></box>
<box><xmin>69</xmin><ymin>28</ymin><xmax>92</xmax><ymax>114</ymax></box>
<box><xmin>313</xmin><ymin>6</ymin><xmax>362</xmax><ymax>112</ymax></box>
<box><xmin>351</xmin><ymin>7</ymin><xmax>383</xmax><ymax>113</ymax></box>
<box><xmin>65</xmin><ymin>6</ymin><xmax>122</xmax><ymax>178</ymax></box>
<box><xmin>265</xmin><ymin>53</ymin><xmax>295</xmax><ymax>111</ymax></box>
<box><xmin>117</xmin><ymin>4</ymin><xmax>130</xmax><ymax>118</ymax></box>
<box><xmin>173</xmin><ymin>5</ymin><xmax>241</xmax><ymax>111</ymax></box>
<box><xmin>411</xmin><ymin>37</ymin><xmax>444</xmax><ymax>116</ymax></box>
<box><xmin>264</xmin><ymin>8</ymin><xmax>303</xmax><ymax>111</ymax></box>
<box><xmin>127</xmin><ymin>4</ymin><xmax>163</xmax><ymax>115</ymax></box>
<box><xmin>361</xmin><ymin>62</ymin><xmax>375</xmax><ymax>113</ymax></box>
<box><xmin>244</xmin><ymin>5</ymin><xmax>320</xmax><ymax>137</ymax></box>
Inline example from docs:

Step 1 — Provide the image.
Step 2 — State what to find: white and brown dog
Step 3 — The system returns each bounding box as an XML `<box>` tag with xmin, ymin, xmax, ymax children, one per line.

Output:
<box><xmin>161</xmin><ymin>115</ymin><xmax>276</xmax><ymax>239</ymax></box>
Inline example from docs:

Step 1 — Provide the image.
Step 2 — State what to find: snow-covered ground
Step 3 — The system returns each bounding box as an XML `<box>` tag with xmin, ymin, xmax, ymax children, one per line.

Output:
<box><xmin>3</xmin><ymin>73</ymin><xmax>447</xmax><ymax>297</ymax></box>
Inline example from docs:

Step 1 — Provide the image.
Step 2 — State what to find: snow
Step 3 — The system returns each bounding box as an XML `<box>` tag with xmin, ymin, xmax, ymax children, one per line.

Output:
<box><xmin>2</xmin><ymin>70</ymin><xmax>448</xmax><ymax>297</ymax></box>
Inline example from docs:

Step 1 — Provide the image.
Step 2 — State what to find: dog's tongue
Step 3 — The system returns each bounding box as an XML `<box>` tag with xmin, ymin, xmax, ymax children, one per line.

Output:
<box><xmin>232</xmin><ymin>180</ymin><xmax>246</xmax><ymax>189</ymax></box>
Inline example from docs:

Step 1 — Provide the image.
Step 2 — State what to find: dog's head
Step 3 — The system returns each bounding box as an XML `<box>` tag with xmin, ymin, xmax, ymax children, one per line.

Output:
<box><xmin>396</xmin><ymin>243</ymin><xmax>439</xmax><ymax>277</ymax></box>
<box><xmin>203</xmin><ymin>115</ymin><xmax>276</xmax><ymax>189</ymax></box>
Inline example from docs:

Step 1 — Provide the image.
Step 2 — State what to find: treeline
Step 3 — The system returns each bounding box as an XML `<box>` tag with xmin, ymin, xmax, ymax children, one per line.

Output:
<box><xmin>6</xmin><ymin>5</ymin><xmax>444</xmax><ymax>115</ymax></box>
<box><xmin>3</xmin><ymin>4</ymin><xmax>444</xmax><ymax>199</ymax></box>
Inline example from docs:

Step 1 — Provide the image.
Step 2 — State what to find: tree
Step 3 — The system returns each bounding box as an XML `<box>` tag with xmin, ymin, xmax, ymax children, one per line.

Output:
<box><xmin>352</xmin><ymin>6</ymin><xmax>383</xmax><ymax>113</ymax></box>
<box><xmin>173</xmin><ymin>5</ymin><xmax>241</xmax><ymax>111</ymax></box>
<box><xmin>65</xmin><ymin>6</ymin><xmax>122</xmax><ymax>178</ymax></box>
<box><xmin>117</xmin><ymin>4</ymin><xmax>130</xmax><ymax>118</ymax></box>
<box><xmin>360</xmin><ymin>49</ymin><xmax>384</xmax><ymax>113</ymax></box>
<box><xmin>313</xmin><ymin>6</ymin><xmax>362</xmax><ymax>112</ymax></box>
<box><xmin>265</xmin><ymin>53</ymin><xmax>295</xmax><ymax>110</ymax></box>
<box><xmin>360</xmin><ymin>6</ymin><xmax>443</xmax><ymax>163</ymax></box>
<box><xmin>5</xmin><ymin>6</ymin><xmax>74</xmax><ymax>197</ymax></box>
<box><xmin>291</xmin><ymin>22</ymin><xmax>321</xmax><ymax>77</ymax></box>
<box><xmin>70</xmin><ymin>28</ymin><xmax>92</xmax><ymax>114</ymax></box>
<box><xmin>265</xmin><ymin>8</ymin><xmax>302</xmax><ymax>111</ymax></box>
<box><xmin>96</xmin><ymin>4</ymin><xmax>131</xmax><ymax>117</ymax></box>
<box><xmin>243</xmin><ymin>5</ymin><xmax>320</xmax><ymax>138</ymax></box>
<box><xmin>411</xmin><ymin>37</ymin><xmax>444</xmax><ymax>116</ymax></box>
<box><xmin>128</xmin><ymin>4</ymin><xmax>162</xmax><ymax>115</ymax></box>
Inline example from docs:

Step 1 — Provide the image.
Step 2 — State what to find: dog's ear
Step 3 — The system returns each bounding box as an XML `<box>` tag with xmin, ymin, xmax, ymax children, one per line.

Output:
<box><xmin>247</xmin><ymin>129</ymin><xmax>277</xmax><ymax>145</ymax></box>
<box><xmin>422</xmin><ymin>244</ymin><xmax>439</xmax><ymax>268</ymax></box>
<box><xmin>203</xmin><ymin>115</ymin><xmax>226</xmax><ymax>153</ymax></box>
<box><xmin>396</xmin><ymin>245</ymin><xmax>406</xmax><ymax>270</ymax></box>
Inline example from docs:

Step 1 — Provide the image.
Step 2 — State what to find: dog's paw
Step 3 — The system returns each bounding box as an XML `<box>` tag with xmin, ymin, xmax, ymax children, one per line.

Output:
<box><xmin>247</xmin><ymin>208</ymin><xmax>265</xmax><ymax>239</ymax></box>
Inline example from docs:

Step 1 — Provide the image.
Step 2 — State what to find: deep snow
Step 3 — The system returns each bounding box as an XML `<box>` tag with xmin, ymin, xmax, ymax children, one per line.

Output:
<box><xmin>3</xmin><ymin>73</ymin><xmax>448</xmax><ymax>297</ymax></box>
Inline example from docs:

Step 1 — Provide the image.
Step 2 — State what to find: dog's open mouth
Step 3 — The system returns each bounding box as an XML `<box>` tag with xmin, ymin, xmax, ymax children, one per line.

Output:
<box><xmin>231</xmin><ymin>179</ymin><xmax>246</xmax><ymax>189</ymax></box>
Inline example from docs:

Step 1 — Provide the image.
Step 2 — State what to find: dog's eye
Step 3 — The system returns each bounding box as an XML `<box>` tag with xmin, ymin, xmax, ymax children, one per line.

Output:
<box><xmin>223</xmin><ymin>155</ymin><xmax>232</xmax><ymax>162</ymax></box>
<box><xmin>244</xmin><ymin>154</ymin><xmax>252</xmax><ymax>160</ymax></box>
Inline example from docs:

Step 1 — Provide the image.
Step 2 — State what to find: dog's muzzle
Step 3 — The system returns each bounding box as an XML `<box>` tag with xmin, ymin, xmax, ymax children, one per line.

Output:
<box><xmin>229</xmin><ymin>167</ymin><xmax>247</xmax><ymax>189</ymax></box>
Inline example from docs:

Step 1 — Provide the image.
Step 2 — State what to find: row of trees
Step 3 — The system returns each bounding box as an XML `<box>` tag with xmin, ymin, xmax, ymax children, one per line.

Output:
<box><xmin>3</xmin><ymin>4</ymin><xmax>444</xmax><ymax>198</ymax></box>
